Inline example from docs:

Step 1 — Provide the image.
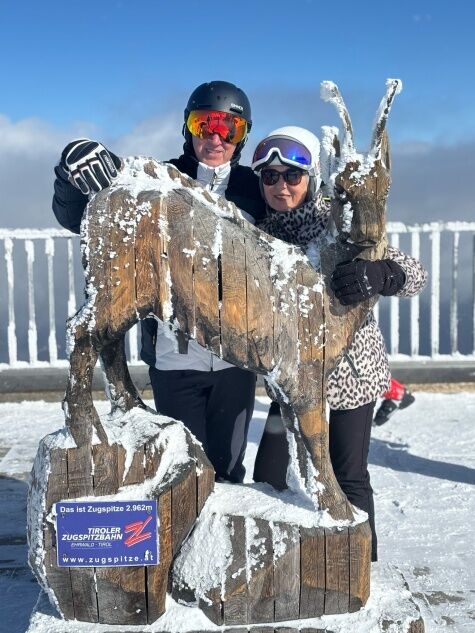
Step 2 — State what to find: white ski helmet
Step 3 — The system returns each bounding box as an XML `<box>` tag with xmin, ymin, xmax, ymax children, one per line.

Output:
<box><xmin>252</xmin><ymin>126</ymin><xmax>321</xmax><ymax>200</ymax></box>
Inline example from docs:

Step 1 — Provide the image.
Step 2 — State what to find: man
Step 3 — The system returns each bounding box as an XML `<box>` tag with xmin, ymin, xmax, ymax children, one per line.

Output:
<box><xmin>53</xmin><ymin>80</ymin><xmax>265</xmax><ymax>483</ymax></box>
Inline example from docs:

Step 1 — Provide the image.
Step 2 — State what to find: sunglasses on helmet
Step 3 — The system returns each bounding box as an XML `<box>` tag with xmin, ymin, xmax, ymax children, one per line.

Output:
<box><xmin>252</xmin><ymin>136</ymin><xmax>312</xmax><ymax>171</ymax></box>
<box><xmin>260</xmin><ymin>168</ymin><xmax>306</xmax><ymax>186</ymax></box>
<box><xmin>186</xmin><ymin>110</ymin><xmax>248</xmax><ymax>145</ymax></box>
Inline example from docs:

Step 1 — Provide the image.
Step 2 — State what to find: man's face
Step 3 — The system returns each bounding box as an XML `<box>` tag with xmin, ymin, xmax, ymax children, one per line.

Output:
<box><xmin>192</xmin><ymin>133</ymin><xmax>236</xmax><ymax>167</ymax></box>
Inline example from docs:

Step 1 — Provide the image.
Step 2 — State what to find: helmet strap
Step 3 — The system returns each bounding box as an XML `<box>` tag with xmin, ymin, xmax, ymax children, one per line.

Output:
<box><xmin>305</xmin><ymin>176</ymin><xmax>316</xmax><ymax>202</ymax></box>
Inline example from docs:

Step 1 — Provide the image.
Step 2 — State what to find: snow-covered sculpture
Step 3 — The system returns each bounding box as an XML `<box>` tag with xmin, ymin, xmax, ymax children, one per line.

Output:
<box><xmin>28</xmin><ymin>80</ymin><xmax>401</xmax><ymax>627</ymax></box>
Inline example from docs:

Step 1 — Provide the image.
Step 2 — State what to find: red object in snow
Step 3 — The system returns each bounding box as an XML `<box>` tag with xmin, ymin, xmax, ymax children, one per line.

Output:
<box><xmin>382</xmin><ymin>377</ymin><xmax>406</xmax><ymax>401</ymax></box>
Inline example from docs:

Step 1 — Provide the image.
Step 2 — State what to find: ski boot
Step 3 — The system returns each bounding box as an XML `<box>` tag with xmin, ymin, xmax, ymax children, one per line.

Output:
<box><xmin>373</xmin><ymin>378</ymin><xmax>415</xmax><ymax>426</ymax></box>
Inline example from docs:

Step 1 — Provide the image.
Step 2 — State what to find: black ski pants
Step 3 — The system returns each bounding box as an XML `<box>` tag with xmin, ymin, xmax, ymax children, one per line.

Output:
<box><xmin>253</xmin><ymin>401</ymin><xmax>377</xmax><ymax>561</ymax></box>
<box><xmin>149</xmin><ymin>366</ymin><xmax>256</xmax><ymax>483</ymax></box>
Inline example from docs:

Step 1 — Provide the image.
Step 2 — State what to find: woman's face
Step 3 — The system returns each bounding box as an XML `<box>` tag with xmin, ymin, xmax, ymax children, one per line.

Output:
<box><xmin>261</xmin><ymin>165</ymin><xmax>309</xmax><ymax>212</ymax></box>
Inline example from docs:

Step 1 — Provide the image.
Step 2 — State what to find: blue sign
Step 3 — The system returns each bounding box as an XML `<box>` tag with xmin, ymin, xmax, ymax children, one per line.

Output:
<box><xmin>55</xmin><ymin>500</ymin><xmax>159</xmax><ymax>568</ymax></box>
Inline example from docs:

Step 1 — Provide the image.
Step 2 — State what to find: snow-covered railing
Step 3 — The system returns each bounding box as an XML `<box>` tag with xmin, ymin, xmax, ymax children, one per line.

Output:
<box><xmin>374</xmin><ymin>221</ymin><xmax>475</xmax><ymax>359</ymax></box>
<box><xmin>0</xmin><ymin>228</ymin><xmax>139</xmax><ymax>369</ymax></box>
<box><xmin>1</xmin><ymin>222</ymin><xmax>475</xmax><ymax>369</ymax></box>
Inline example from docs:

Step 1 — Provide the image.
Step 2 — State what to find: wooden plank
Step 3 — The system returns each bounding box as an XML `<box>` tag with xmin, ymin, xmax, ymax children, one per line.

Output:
<box><xmin>67</xmin><ymin>445</ymin><xmax>94</xmax><ymax>497</ymax></box>
<box><xmin>122</xmin><ymin>446</ymin><xmax>145</xmax><ymax>486</ymax></box>
<box><xmin>245</xmin><ymin>234</ymin><xmax>273</xmax><ymax>371</ymax></box>
<box><xmin>147</xmin><ymin>488</ymin><xmax>172</xmax><ymax>623</ymax></box>
<box><xmin>171</xmin><ymin>465</ymin><xmax>197</xmax><ymax>555</ymax></box>
<box><xmin>67</xmin><ymin>445</ymin><xmax>98</xmax><ymax>622</ymax></box>
<box><xmin>92</xmin><ymin>443</ymin><xmax>119</xmax><ymax>495</ymax></box>
<box><xmin>144</xmin><ymin>439</ymin><xmax>162</xmax><ymax>480</ymax></box>
<box><xmin>193</xmin><ymin>442</ymin><xmax>215</xmax><ymax>513</ymax></box>
<box><xmin>43</xmin><ymin>522</ymin><xmax>75</xmax><ymax>620</ymax></box>
<box><xmin>273</xmin><ymin>522</ymin><xmax>300</xmax><ymax>622</ymax></box>
<box><xmin>223</xmin><ymin>515</ymin><xmax>247</xmax><ymax>625</ymax></box>
<box><xmin>300</xmin><ymin>526</ymin><xmax>325</xmax><ymax>618</ymax></box>
<box><xmin>296</xmin><ymin>266</ymin><xmax>325</xmax><ymax>414</ymax></box>
<box><xmin>348</xmin><ymin>521</ymin><xmax>371</xmax><ymax>612</ymax></box>
<box><xmin>107</xmin><ymin>190</ymin><xmax>137</xmax><ymax>332</ymax></box>
<box><xmin>96</xmin><ymin>443</ymin><xmax>148</xmax><ymax>625</ymax></box>
<box><xmin>166</xmin><ymin>189</ymin><xmax>196</xmax><ymax>338</ymax></box>
<box><xmin>134</xmin><ymin>191</ymin><xmax>163</xmax><ymax>319</ymax></box>
<box><xmin>271</xmin><ymin>255</ymin><xmax>299</xmax><ymax>385</ymax></box>
<box><xmin>197</xmin><ymin>462</ymin><xmax>215</xmax><ymax>514</ymax></box>
<box><xmin>156</xmin><ymin>195</ymin><xmax>172</xmax><ymax>323</ymax></box>
<box><xmin>220</xmin><ymin>223</ymin><xmax>248</xmax><ymax>367</ymax></box>
<box><xmin>199</xmin><ymin>587</ymin><xmax>223</xmax><ymax>626</ymax></box>
<box><xmin>247</xmin><ymin>518</ymin><xmax>274</xmax><ymax>624</ymax></box>
<box><xmin>43</xmin><ymin>447</ymin><xmax>75</xmax><ymax>620</ymax></box>
<box><xmin>96</xmin><ymin>566</ymin><xmax>147</xmax><ymax>625</ymax></box>
<box><xmin>117</xmin><ymin>444</ymin><xmax>127</xmax><ymax>486</ymax></box>
<box><xmin>192</xmin><ymin>202</ymin><xmax>221</xmax><ymax>354</ymax></box>
<box><xmin>93</xmin><ymin>442</ymin><xmax>139</xmax><ymax>624</ymax></box>
<box><xmin>70</xmin><ymin>569</ymin><xmax>99</xmax><ymax>623</ymax></box>
<box><xmin>324</xmin><ymin>527</ymin><xmax>350</xmax><ymax>614</ymax></box>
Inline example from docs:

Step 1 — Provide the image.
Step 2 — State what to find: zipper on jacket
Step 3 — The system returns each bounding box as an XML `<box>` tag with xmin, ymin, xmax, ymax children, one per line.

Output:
<box><xmin>209</xmin><ymin>171</ymin><xmax>217</xmax><ymax>192</ymax></box>
<box><xmin>344</xmin><ymin>353</ymin><xmax>360</xmax><ymax>379</ymax></box>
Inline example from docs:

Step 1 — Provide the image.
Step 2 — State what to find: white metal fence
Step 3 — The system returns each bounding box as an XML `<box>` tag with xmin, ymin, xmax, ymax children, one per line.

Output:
<box><xmin>1</xmin><ymin>222</ymin><xmax>475</xmax><ymax>369</ymax></box>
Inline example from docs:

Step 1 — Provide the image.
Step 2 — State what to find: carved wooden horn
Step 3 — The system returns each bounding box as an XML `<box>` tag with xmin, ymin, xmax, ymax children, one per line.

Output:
<box><xmin>320</xmin><ymin>81</ymin><xmax>355</xmax><ymax>158</ymax></box>
<box><xmin>370</xmin><ymin>78</ymin><xmax>402</xmax><ymax>162</ymax></box>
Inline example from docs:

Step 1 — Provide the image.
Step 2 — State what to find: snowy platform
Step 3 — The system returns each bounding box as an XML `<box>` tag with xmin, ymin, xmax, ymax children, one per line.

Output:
<box><xmin>0</xmin><ymin>393</ymin><xmax>474</xmax><ymax>632</ymax></box>
<box><xmin>27</xmin><ymin>563</ymin><xmax>423</xmax><ymax>632</ymax></box>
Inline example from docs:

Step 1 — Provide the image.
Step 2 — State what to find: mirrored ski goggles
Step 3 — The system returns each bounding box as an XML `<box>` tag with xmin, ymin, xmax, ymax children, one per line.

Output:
<box><xmin>252</xmin><ymin>136</ymin><xmax>312</xmax><ymax>171</ymax></box>
<box><xmin>186</xmin><ymin>110</ymin><xmax>248</xmax><ymax>144</ymax></box>
<box><xmin>260</xmin><ymin>168</ymin><xmax>306</xmax><ymax>186</ymax></box>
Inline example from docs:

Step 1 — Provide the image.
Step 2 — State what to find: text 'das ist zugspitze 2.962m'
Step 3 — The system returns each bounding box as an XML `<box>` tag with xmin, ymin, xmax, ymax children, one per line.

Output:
<box><xmin>55</xmin><ymin>500</ymin><xmax>159</xmax><ymax>567</ymax></box>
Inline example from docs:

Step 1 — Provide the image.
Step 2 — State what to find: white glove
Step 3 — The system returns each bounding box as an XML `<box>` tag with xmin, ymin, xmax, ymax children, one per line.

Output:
<box><xmin>61</xmin><ymin>139</ymin><xmax>121</xmax><ymax>195</ymax></box>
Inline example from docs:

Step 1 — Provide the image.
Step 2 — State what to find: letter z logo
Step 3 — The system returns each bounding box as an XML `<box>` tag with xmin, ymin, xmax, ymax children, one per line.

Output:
<box><xmin>124</xmin><ymin>515</ymin><xmax>153</xmax><ymax>547</ymax></box>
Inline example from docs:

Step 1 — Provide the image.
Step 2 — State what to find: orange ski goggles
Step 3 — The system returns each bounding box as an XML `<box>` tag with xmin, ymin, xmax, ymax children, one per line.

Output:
<box><xmin>186</xmin><ymin>110</ymin><xmax>248</xmax><ymax>145</ymax></box>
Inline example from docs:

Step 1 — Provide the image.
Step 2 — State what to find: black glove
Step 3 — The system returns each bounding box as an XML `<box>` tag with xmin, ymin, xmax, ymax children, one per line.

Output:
<box><xmin>330</xmin><ymin>259</ymin><xmax>406</xmax><ymax>305</ymax></box>
<box><xmin>60</xmin><ymin>139</ymin><xmax>122</xmax><ymax>195</ymax></box>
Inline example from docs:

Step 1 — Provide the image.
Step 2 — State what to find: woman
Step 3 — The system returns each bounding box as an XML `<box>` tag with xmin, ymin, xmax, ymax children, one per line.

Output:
<box><xmin>251</xmin><ymin>126</ymin><xmax>428</xmax><ymax>562</ymax></box>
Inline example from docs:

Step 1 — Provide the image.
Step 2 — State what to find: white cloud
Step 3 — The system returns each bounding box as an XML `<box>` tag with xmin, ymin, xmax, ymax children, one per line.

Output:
<box><xmin>0</xmin><ymin>114</ymin><xmax>96</xmax><ymax>156</ymax></box>
<box><xmin>0</xmin><ymin>110</ymin><xmax>473</xmax><ymax>231</ymax></box>
<box><xmin>115</xmin><ymin>112</ymin><xmax>183</xmax><ymax>160</ymax></box>
<box><xmin>0</xmin><ymin>112</ymin><xmax>184</xmax><ymax>229</ymax></box>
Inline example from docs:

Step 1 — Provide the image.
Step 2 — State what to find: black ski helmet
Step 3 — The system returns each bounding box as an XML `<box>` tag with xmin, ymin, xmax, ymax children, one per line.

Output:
<box><xmin>183</xmin><ymin>80</ymin><xmax>252</xmax><ymax>163</ymax></box>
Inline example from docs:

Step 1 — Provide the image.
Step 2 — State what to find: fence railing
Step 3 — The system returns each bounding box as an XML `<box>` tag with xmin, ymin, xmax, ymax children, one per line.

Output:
<box><xmin>1</xmin><ymin>222</ymin><xmax>475</xmax><ymax>369</ymax></box>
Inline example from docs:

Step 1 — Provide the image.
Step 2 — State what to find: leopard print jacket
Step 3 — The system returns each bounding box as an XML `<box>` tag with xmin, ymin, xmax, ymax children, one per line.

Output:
<box><xmin>257</xmin><ymin>195</ymin><xmax>428</xmax><ymax>410</ymax></box>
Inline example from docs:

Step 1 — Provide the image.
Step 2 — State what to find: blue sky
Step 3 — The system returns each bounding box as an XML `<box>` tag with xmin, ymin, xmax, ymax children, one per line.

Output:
<box><xmin>0</xmin><ymin>0</ymin><xmax>473</xmax><ymax>227</ymax></box>
<box><xmin>1</xmin><ymin>0</ymin><xmax>473</xmax><ymax>140</ymax></box>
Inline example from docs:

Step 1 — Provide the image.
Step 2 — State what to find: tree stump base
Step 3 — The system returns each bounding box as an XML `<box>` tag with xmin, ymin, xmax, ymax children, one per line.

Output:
<box><xmin>27</xmin><ymin>408</ymin><xmax>214</xmax><ymax>625</ymax></box>
<box><xmin>172</xmin><ymin>483</ymin><xmax>371</xmax><ymax>626</ymax></box>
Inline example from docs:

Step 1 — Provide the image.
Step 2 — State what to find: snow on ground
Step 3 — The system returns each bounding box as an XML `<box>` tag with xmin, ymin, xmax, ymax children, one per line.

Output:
<box><xmin>0</xmin><ymin>393</ymin><xmax>474</xmax><ymax>632</ymax></box>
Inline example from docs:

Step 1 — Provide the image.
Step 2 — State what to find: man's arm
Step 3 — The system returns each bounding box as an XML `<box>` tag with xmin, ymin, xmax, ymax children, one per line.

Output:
<box><xmin>52</xmin><ymin>139</ymin><xmax>122</xmax><ymax>234</ymax></box>
<box><xmin>52</xmin><ymin>163</ymin><xmax>88</xmax><ymax>234</ymax></box>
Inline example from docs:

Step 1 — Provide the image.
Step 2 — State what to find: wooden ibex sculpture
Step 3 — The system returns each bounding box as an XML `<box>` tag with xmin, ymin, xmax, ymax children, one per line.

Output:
<box><xmin>64</xmin><ymin>78</ymin><xmax>400</xmax><ymax>516</ymax></box>
<box><xmin>29</xmin><ymin>80</ymin><xmax>401</xmax><ymax>626</ymax></box>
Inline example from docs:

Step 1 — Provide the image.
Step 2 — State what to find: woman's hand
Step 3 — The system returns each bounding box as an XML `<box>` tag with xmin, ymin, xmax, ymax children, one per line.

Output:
<box><xmin>330</xmin><ymin>259</ymin><xmax>406</xmax><ymax>305</ymax></box>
